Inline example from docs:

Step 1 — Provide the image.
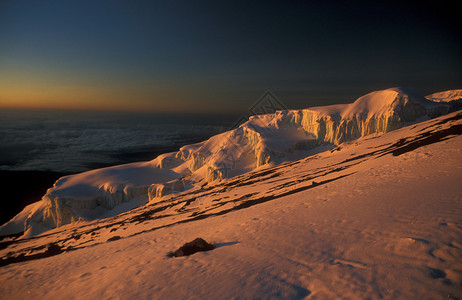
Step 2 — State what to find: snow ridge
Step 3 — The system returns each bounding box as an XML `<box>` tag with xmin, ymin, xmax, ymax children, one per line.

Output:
<box><xmin>426</xmin><ymin>89</ymin><xmax>462</xmax><ymax>112</ymax></box>
<box><xmin>426</xmin><ymin>89</ymin><xmax>462</xmax><ymax>102</ymax></box>
<box><xmin>0</xmin><ymin>87</ymin><xmax>456</xmax><ymax>237</ymax></box>
<box><xmin>1</xmin><ymin>110</ymin><xmax>461</xmax><ymax>267</ymax></box>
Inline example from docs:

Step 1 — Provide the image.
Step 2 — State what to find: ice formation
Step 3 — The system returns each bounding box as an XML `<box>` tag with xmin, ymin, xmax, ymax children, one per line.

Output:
<box><xmin>0</xmin><ymin>87</ymin><xmax>456</xmax><ymax>236</ymax></box>
<box><xmin>426</xmin><ymin>89</ymin><xmax>462</xmax><ymax>112</ymax></box>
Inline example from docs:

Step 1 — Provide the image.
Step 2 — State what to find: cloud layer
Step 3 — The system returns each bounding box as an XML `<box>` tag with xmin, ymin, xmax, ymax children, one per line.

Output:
<box><xmin>0</xmin><ymin>110</ymin><xmax>234</xmax><ymax>173</ymax></box>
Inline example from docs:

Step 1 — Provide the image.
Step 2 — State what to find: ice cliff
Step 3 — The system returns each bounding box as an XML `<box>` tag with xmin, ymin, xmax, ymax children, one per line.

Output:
<box><xmin>0</xmin><ymin>87</ymin><xmax>455</xmax><ymax>237</ymax></box>
<box><xmin>426</xmin><ymin>89</ymin><xmax>462</xmax><ymax>112</ymax></box>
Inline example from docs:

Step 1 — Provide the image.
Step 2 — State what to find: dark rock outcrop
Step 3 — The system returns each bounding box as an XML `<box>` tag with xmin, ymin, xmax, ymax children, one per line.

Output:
<box><xmin>169</xmin><ymin>238</ymin><xmax>215</xmax><ymax>257</ymax></box>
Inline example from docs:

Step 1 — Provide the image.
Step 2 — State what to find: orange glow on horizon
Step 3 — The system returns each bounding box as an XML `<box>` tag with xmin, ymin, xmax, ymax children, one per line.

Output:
<box><xmin>0</xmin><ymin>82</ymin><xmax>234</xmax><ymax>113</ymax></box>
<box><xmin>0</xmin><ymin>63</ymin><xmax>244</xmax><ymax>113</ymax></box>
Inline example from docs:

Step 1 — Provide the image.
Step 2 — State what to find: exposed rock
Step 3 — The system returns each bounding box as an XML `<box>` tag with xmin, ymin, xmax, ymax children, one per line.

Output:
<box><xmin>168</xmin><ymin>238</ymin><xmax>215</xmax><ymax>257</ymax></box>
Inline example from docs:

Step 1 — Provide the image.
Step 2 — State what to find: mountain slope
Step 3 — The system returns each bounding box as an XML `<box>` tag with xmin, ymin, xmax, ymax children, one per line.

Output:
<box><xmin>426</xmin><ymin>89</ymin><xmax>462</xmax><ymax>102</ymax></box>
<box><xmin>0</xmin><ymin>87</ymin><xmax>454</xmax><ymax>237</ymax></box>
<box><xmin>426</xmin><ymin>89</ymin><xmax>462</xmax><ymax>112</ymax></box>
<box><xmin>0</xmin><ymin>110</ymin><xmax>461</xmax><ymax>299</ymax></box>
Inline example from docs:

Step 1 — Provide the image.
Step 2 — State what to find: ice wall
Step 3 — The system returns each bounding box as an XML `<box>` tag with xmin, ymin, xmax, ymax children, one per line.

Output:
<box><xmin>267</xmin><ymin>87</ymin><xmax>449</xmax><ymax>145</ymax></box>
<box><xmin>426</xmin><ymin>90</ymin><xmax>462</xmax><ymax>112</ymax></box>
<box><xmin>1</xmin><ymin>87</ymin><xmax>453</xmax><ymax>237</ymax></box>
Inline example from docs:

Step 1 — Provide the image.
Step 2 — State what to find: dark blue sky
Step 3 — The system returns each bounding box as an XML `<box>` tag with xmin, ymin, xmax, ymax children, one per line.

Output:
<box><xmin>1</xmin><ymin>0</ymin><xmax>461</xmax><ymax>112</ymax></box>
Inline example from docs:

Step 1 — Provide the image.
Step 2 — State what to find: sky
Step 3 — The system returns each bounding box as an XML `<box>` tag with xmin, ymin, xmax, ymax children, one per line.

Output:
<box><xmin>0</xmin><ymin>0</ymin><xmax>461</xmax><ymax>113</ymax></box>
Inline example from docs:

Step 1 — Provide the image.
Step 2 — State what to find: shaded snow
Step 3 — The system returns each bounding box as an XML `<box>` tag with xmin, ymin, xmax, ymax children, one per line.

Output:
<box><xmin>0</xmin><ymin>111</ymin><xmax>461</xmax><ymax>299</ymax></box>
<box><xmin>426</xmin><ymin>89</ymin><xmax>462</xmax><ymax>102</ymax></box>
<box><xmin>426</xmin><ymin>89</ymin><xmax>462</xmax><ymax>113</ymax></box>
<box><xmin>0</xmin><ymin>87</ymin><xmax>455</xmax><ymax>237</ymax></box>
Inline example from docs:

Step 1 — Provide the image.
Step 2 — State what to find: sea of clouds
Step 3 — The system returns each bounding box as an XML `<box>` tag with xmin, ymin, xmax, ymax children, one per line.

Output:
<box><xmin>0</xmin><ymin>110</ymin><xmax>235</xmax><ymax>173</ymax></box>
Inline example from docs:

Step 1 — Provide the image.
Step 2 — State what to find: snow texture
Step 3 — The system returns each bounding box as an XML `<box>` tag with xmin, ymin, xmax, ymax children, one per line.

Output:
<box><xmin>0</xmin><ymin>110</ymin><xmax>461</xmax><ymax>299</ymax></box>
<box><xmin>426</xmin><ymin>89</ymin><xmax>462</xmax><ymax>112</ymax></box>
<box><xmin>0</xmin><ymin>87</ymin><xmax>455</xmax><ymax>237</ymax></box>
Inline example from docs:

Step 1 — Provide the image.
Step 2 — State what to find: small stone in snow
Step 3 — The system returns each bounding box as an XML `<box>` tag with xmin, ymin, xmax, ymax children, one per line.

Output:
<box><xmin>169</xmin><ymin>238</ymin><xmax>215</xmax><ymax>257</ymax></box>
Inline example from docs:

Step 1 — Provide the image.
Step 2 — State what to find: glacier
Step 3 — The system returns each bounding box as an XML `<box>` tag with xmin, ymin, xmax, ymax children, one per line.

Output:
<box><xmin>2</xmin><ymin>105</ymin><xmax>461</xmax><ymax>300</ymax></box>
<box><xmin>0</xmin><ymin>87</ymin><xmax>456</xmax><ymax>237</ymax></box>
<box><xmin>426</xmin><ymin>89</ymin><xmax>462</xmax><ymax>112</ymax></box>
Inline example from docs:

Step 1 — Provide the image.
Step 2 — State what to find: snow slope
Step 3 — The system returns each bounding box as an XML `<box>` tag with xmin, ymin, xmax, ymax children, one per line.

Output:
<box><xmin>426</xmin><ymin>89</ymin><xmax>462</xmax><ymax>102</ymax></box>
<box><xmin>0</xmin><ymin>87</ymin><xmax>454</xmax><ymax>237</ymax></box>
<box><xmin>426</xmin><ymin>89</ymin><xmax>462</xmax><ymax>112</ymax></box>
<box><xmin>0</xmin><ymin>110</ymin><xmax>461</xmax><ymax>299</ymax></box>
